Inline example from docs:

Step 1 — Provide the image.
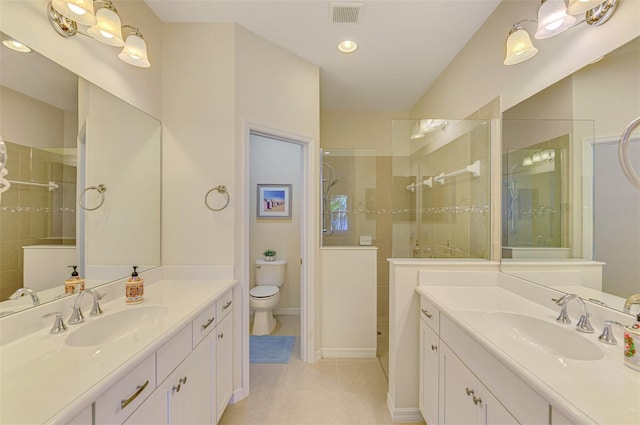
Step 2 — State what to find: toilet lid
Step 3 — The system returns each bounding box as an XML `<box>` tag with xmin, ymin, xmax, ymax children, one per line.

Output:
<box><xmin>250</xmin><ymin>286</ymin><xmax>279</xmax><ymax>298</ymax></box>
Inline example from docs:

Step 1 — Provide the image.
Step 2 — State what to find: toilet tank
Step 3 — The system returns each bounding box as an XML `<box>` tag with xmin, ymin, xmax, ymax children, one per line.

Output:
<box><xmin>255</xmin><ymin>259</ymin><xmax>287</xmax><ymax>286</ymax></box>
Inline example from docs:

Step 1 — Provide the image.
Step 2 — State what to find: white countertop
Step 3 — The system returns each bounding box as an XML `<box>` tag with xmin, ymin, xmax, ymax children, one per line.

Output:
<box><xmin>416</xmin><ymin>285</ymin><xmax>640</xmax><ymax>425</ymax></box>
<box><xmin>0</xmin><ymin>279</ymin><xmax>236</xmax><ymax>425</ymax></box>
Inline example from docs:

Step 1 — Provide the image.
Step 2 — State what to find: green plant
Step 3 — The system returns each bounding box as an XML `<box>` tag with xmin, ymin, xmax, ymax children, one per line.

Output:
<box><xmin>263</xmin><ymin>249</ymin><xmax>277</xmax><ymax>257</ymax></box>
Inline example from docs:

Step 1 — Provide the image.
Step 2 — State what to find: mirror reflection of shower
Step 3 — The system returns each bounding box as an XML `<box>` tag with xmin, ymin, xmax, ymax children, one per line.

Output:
<box><xmin>322</xmin><ymin>162</ymin><xmax>339</xmax><ymax>236</ymax></box>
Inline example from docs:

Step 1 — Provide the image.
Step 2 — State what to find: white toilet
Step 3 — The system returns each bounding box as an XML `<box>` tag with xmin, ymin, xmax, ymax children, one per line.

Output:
<box><xmin>250</xmin><ymin>259</ymin><xmax>286</xmax><ymax>335</ymax></box>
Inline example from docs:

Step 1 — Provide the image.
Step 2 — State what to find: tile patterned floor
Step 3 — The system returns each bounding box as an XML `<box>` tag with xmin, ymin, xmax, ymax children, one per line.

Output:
<box><xmin>220</xmin><ymin>315</ymin><xmax>424</xmax><ymax>425</ymax></box>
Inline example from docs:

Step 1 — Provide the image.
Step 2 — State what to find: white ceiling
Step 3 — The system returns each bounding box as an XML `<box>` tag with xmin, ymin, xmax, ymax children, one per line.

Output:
<box><xmin>145</xmin><ymin>0</ymin><xmax>501</xmax><ymax>112</ymax></box>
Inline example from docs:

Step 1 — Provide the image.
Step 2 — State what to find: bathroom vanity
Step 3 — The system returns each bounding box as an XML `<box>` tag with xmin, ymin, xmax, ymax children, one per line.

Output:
<box><xmin>416</xmin><ymin>272</ymin><xmax>639</xmax><ymax>425</ymax></box>
<box><xmin>0</xmin><ymin>275</ymin><xmax>237</xmax><ymax>425</ymax></box>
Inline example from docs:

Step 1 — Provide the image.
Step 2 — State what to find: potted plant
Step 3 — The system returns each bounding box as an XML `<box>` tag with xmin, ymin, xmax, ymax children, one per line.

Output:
<box><xmin>262</xmin><ymin>249</ymin><xmax>277</xmax><ymax>261</ymax></box>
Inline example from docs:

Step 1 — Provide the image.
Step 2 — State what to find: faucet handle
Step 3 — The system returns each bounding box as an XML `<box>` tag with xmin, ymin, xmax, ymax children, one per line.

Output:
<box><xmin>43</xmin><ymin>312</ymin><xmax>67</xmax><ymax>334</ymax></box>
<box><xmin>598</xmin><ymin>320</ymin><xmax>624</xmax><ymax>345</ymax></box>
<box><xmin>68</xmin><ymin>304</ymin><xmax>85</xmax><ymax>325</ymax></box>
<box><xmin>576</xmin><ymin>312</ymin><xmax>595</xmax><ymax>333</ymax></box>
<box><xmin>89</xmin><ymin>292</ymin><xmax>105</xmax><ymax>317</ymax></box>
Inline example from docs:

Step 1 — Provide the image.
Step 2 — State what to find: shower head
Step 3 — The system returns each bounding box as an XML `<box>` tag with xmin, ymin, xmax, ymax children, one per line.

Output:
<box><xmin>329</xmin><ymin>178</ymin><xmax>339</xmax><ymax>188</ymax></box>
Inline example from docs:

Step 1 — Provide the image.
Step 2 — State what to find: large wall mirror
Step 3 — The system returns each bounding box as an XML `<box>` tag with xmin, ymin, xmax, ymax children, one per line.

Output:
<box><xmin>0</xmin><ymin>32</ymin><xmax>161</xmax><ymax>315</ymax></box>
<box><xmin>501</xmin><ymin>37</ymin><xmax>640</xmax><ymax>314</ymax></box>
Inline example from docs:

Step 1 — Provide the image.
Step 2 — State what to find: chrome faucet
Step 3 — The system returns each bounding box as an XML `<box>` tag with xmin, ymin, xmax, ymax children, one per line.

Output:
<box><xmin>555</xmin><ymin>294</ymin><xmax>594</xmax><ymax>333</ymax></box>
<box><xmin>624</xmin><ymin>294</ymin><xmax>640</xmax><ymax>314</ymax></box>
<box><xmin>68</xmin><ymin>288</ymin><xmax>104</xmax><ymax>325</ymax></box>
<box><xmin>9</xmin><ymin>287</ymin><xmax>39</xmax><ymax>305</ymax></box>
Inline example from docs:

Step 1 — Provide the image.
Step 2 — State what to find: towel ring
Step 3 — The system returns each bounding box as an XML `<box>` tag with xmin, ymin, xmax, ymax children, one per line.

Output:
<box><xmin>205</xmin><ymin>185</ymin><xmax>230</xmax><ymax>211</ymax></box>
<box><xmin>79</xmin><ymin>184</ymin><xmax>107</xmax><ymax>211</ymax></box>
<box><xmin>619</xmin><ymin>116</ymin><xmax>640</xmax><ymax>190</ymax></box>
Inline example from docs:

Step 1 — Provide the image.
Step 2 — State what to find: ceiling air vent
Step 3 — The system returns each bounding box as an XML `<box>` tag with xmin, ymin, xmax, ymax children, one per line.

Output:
<box><xmin>329</xmin><ymin>2</ymin><xmax>363</xmax><ymax>24</ymax></box>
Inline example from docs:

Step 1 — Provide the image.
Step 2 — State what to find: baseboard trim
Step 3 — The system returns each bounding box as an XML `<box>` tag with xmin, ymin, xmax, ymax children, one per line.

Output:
<box><xmin>320</xmin><ymin>347</ymin><xmax>377</xmax><ymax>358</ymax></box>
<box><xmin>386</xmin><ymin>393</ymin><xmax>423</xmax><ymax>423</ymax></box>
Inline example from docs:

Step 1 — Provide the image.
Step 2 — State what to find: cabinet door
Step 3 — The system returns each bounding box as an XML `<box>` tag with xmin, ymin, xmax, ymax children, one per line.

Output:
<box><xmin>168</xmin><ymin>333</ymin><xmax>213</xmax><ymax>425</ymax></box>
<box><xmin>420</xmin><ymin>320</ymin><xmax>439</xmax><ymax>425</ymax></box>
<box><xmin>124</xmin><ymin>387</ymin><xmax>168</xmax><ymax>425</ymax></box>
<box><xmin>441</xmin><ymin>343</ymin><xmax>477</xmax><ymax>425</ymax></box>
<box><xmin>215</xmin><ymin>313</ymin><xmax>233</xmax><ymax>423</ymax></box>
<box><xmin>476</xmin><ymin>384</ymin><xmax>518</xmax><ymax>425</ymax></box>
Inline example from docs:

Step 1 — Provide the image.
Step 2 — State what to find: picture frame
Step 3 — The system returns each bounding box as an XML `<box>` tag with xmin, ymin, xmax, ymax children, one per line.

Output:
<box><xmin>257</xmin><ymin>184</ymin><xmax>292</xmax><ymax>218</ymax></box>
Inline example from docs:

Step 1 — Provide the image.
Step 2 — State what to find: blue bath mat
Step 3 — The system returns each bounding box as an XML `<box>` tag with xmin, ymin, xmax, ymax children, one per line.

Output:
<box><xmin>250</xmin><ymin>335</ymin><xmax>295</xmax><ymax>364</ymax></box>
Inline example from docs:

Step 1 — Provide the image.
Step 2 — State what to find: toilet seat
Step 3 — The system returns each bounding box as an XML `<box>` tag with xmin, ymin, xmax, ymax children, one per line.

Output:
<box><xmin>250</xmin><ymin>286</ymin><xmax>279</xmax><ymax>298</ymax></box>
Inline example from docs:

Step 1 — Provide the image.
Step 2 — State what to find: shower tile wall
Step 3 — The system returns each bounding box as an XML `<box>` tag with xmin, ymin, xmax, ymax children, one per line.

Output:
<box><xmin>0</xmin><ymin>142</ymin><xmax>76</xmax><ymax>299</ymax></box>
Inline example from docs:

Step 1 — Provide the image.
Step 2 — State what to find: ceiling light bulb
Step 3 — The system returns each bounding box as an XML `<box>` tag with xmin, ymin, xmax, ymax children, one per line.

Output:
<box><xmin>338</xmin><ymin>40</ymin><xmax>358</xmax><ymax>53</ymax></box>
<box><xmin>535</xmin><ymin>0</ymin><xmax>576</xmax><ymax>39</ymax></box>
<box><xmin>52</xmin><ymin>0</ymin><xmax>97</xmax><ymax>26</ymax></box>
<box><xmin>504</xmin><ymin>27</ymin><xmax>538</xmax><ymax>65</ymax></box>
<box><xmin>2</xmin><ymin>39</ymin><xmax>31</xmax><ymax>53</ymax></box>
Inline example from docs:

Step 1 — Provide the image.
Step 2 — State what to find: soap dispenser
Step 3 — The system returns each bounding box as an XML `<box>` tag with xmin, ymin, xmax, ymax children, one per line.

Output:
<box><xmin>624</xmin><ymin>313</ymin><xmax>640</xmax><ymax>371</ymax></box>
<box><xmin>64</xmin><ymin>265</ymin><xmax>85</xmax><ymax>294</ymax></box>
<box><xmin>125</xmin><ymin>266</ymin><xmax>144</xmax><ymax>304</ymax></box>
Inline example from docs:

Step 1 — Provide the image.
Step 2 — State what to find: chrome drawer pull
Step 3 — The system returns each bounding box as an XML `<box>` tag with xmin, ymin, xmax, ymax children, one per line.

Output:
<box><xmin>223</xmin><ymin>300</ymin><xmax>232</xmax><ymax>310</ymax></box>
<box><xmin>431</xmin><ymin>344</ymin><xmax>438</xmax><ymax>351</ymax></box>
<box><xmin>465</xmin><ymin>387</ymin><xmax>474</xmax><ymax>396</ymax></box>
<box><xmin>201</xmin><ymin>316</ymin><xmax>215</xmax><ymax>330</ymax></box>
<box><xmin>421</xmin><ymin>308</ymin><xmax>433</xmax><ymax>318</ymax></box>
<box><xmin>121</xmin><ymin>380</ymin><xmax>149</xmax><ymax>409</ymax></box>
<box><xmin>473</xmin><ymin>396</ymin><xmax>482</xmax><ymax>405</ymax></box>
<box><xmin>218</xmin><ymin>332</ymin><xmax>224</xmax><ymax>340</ymax></box>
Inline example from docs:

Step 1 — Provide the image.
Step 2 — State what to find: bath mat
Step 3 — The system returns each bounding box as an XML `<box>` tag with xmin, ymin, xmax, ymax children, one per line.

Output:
<box><xmin>250</xmin><ymin>335</ymin><xmax>295</xmax><ymax>364</ymax></box>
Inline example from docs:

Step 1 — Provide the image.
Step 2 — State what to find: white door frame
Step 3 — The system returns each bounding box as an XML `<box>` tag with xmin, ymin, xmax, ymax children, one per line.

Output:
<box><xmin>235</xmin><ymin>121</ymin><xmax>317</xmax><ymax>401</ymax></box>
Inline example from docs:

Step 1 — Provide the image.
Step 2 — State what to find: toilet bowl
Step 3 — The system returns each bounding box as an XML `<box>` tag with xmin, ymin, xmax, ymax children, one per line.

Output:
<box><xmin>250</xmin><ymin>259</ymin><xmax>286</xmax><ymax>335</ymax></box>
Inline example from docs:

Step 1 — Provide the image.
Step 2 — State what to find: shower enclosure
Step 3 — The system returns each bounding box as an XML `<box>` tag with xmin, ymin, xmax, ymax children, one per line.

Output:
<box><xmin>320</xmin><ymin>119</ymin><xmax>493</xmax><ymax>259</ymax></box>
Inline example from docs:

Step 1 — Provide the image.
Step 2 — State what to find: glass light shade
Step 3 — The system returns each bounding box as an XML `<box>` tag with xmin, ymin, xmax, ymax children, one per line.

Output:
<box><xmin>51</xmin><ymin>0</ymin><xmax>96</xmax><ymax>26</ymax></box>
<box><xmin>535</xmin><ymin>0</ymin><xmax>576</xmax><ymax>39</ymax></box>
<box><xmin>567</xmin><ymin>0</ymin><xmax>606</xmax><ymax>15</ymax></box>
<box><xmin>119</xmin><ymin>34</ymin><xmax>151</xmax><ymax>68</ymax></box>
<box><xmin>2</xmin><ymin>39</ymin><xmax>31</xmax><ymax>53</ymax></box>
<box><xmin>522</xmin><ymin>157</ymin><xmax>534</xmax><ymax>166</ymax></box>
<box><xmin>504</xmin><ymin>28</ymin><xmax>538</xmax><ymax>65</ymax></box>
<box><xmin>87</xmin><ymin>7</ymin><xmax>124</xmax><ymax>46</ymax></box>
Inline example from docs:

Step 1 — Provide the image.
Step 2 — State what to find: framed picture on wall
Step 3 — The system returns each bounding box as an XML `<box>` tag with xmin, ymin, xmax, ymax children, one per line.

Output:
<box><xmin>257</xmin><ymin>184</ymin><xmax>292</xmax><ymax>218</ymax></box>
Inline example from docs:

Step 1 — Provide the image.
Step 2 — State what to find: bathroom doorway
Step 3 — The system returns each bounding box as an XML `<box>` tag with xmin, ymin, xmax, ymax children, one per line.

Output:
<box><xmin>248</xmin><ymin>132</ymin><xmax>304</xmax><ymax>356</ymax></box>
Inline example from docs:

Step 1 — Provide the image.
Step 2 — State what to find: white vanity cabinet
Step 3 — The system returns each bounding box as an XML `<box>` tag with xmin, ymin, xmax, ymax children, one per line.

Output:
<box><xmin>419</xmin><ymin>294</ymin><xmax>548</xmax><ymax>425</ymax></box>
<box><xmin>119</xmin><ymin>288</ymin><xmax>234</xmax><ymax>425</ymax></box>
<box><xmin>419</xmin><ymin>297</ymin><xmax>440</xmax><ymax>425</ymax></box>
<box><xmin>440</xmin><ymin>343</ymin><xmax>517</xmax><ymax>425</ymax></box>
<box><xmin>215</xmin><ymin>312</ymin><xmax>233</xmax><ymax>423</ymax></box>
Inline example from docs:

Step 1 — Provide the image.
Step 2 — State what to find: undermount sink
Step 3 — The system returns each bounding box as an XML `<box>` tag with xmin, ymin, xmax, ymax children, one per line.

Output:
<box><xmin>66</xmin><ymin>306</ymin><xmax>169</xmax><ymax>347</ymax></box>
<box><xmin>484</xmin><ymin>311</ymin><xmax>604</xmax><ymax>361</ymax></box>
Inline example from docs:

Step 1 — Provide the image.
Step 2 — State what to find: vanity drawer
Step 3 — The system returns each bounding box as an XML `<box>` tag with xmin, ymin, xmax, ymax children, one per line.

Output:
<box><xmin>216</xmin><ymin>289</ymin><xmax>234</xmax><ymax>321</ymax></box>
<box><xmin>192</xmin><ymin>302</ymin><xmax>217</xmax><ymax>349</ymax></box>
<box><xmin>420</xmin><ymin>296</ymin><xmax>440</xmax><ymax>333</ymax></box>
<box><xmin>94</xmin><ymin>353</ymin><xmax>156</xmax><ymax>425</ymax></box>
<box><xmin>157</xmin><ymin>324</ymin><xmax>192</xmax><ymax>384</ymax></box>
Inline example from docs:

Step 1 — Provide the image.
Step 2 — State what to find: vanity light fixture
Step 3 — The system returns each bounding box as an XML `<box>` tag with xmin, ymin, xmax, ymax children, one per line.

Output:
<box><xmin>47</xmin><ymin>1</ymin><xmax>150</xmax><ymax>68</ymax></box>
<box><xmin>504</xmin><ymin>21</ymin><xmax>539</xmax><ymax>65</ymax></box>
<box><xmin>504</xmin><ymin>0</ymin><xmax>619</xmax><ymax>65</ymax></box>
<box><xmin>411</xmin><ymin>119</ymin><xmax>448</xmax><ymax>139</ymax></box>
<box><xmin>2</xmin><ymin>39</ymin><xmax>32</xmax><ymax>53</ymax></box>
<box><xmin>535</xmin><ymin>0</ymin><xmax>576</xmax><ymax>39</ymax></box>
<box><xmin>338</xmin><ymin>40</ymin><xmax>358</xmax><ymax>53</ymax></box>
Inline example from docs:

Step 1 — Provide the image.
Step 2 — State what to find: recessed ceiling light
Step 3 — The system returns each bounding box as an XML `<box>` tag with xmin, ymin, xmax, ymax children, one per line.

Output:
<box><xmin>338</xmin><ymin>40</ymin><xmax>358</xmax><ymax>53</ymax></box>
<box><xmin>2</xmin><ymin>39</ymin><xmax>31</xmax><ymax>53</ymax></box>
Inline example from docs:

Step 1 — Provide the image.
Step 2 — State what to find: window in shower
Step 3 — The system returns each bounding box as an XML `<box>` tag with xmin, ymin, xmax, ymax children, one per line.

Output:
<box><xmin>329</xmin><ymin>195</ymin><xmax>348</xmax><ymax>232</ymax></box>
